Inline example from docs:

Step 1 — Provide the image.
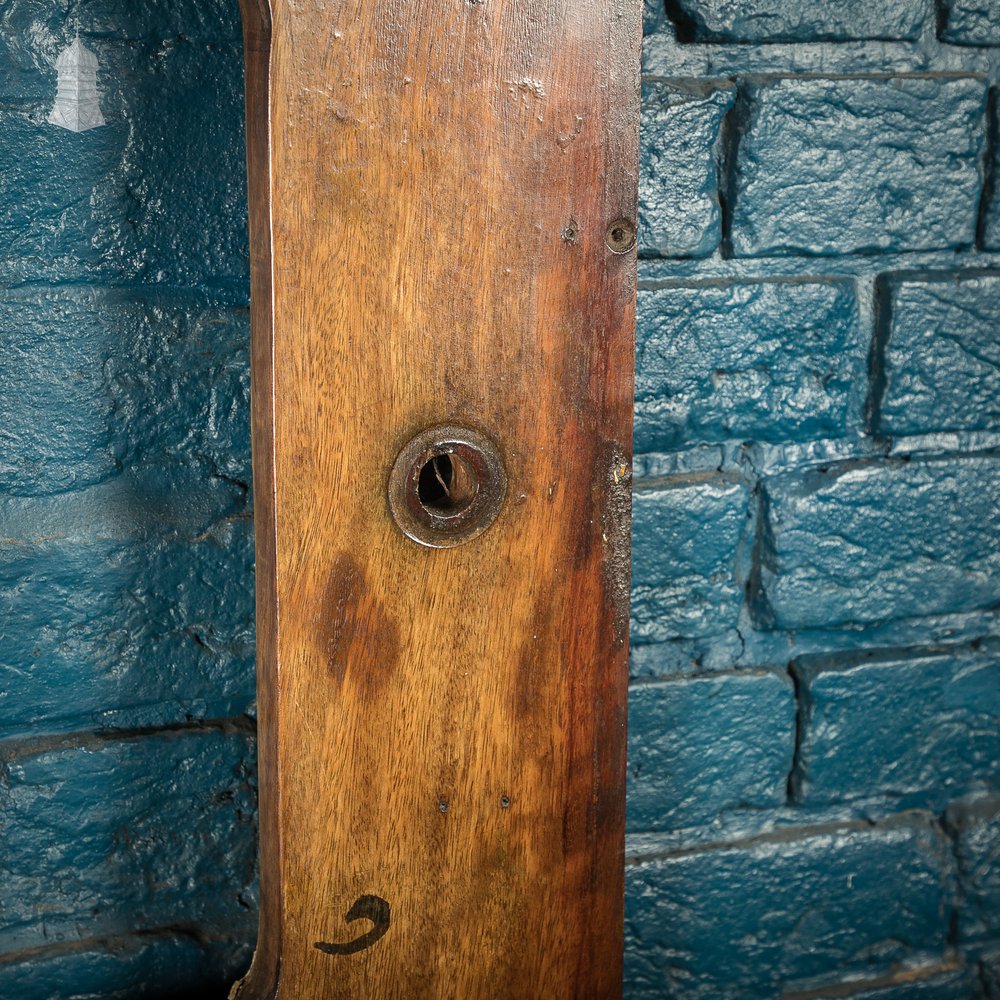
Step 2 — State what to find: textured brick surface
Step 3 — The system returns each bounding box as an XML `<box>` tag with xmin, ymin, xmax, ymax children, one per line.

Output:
<box><xmin>638</xmin><ymin>81</ymin><xmax>733</xmax><ymax>257</ymax></box>
<box><xmin>731</xmin><ymin>77</ymin><xmax>988</xmax><ymax>257</ymax></box>
<box><xmin>631</xmin><ymin>479</ymin><xmax>749</xmax><ymax>644</ymax></box>
<box><xmin>941</xmin><ymin>0</ymin><xmax>1000</xmax><ymax>46</ymax></box>
<box><xmin>0</xmin><ymin>935</ymin><xmax>252</xmax><ymax>1000</ymax></box>
<box><xmin>761</xmin><ymin>457</ymin><xmax>1000</xmax><ymax>630</ymax></box>
<box><xmin>983</xmin><ymin>951</ymin><xmax>1000</xmax><ymax>996</ymax></box>
<box><xmin>0</xmin><ymin>0</ymin><xmax>241</xmax><ymax>49</ymax></box>
<box><xmin>0</xmin><ymin>729</ymin><xmax>258</xmax><ymax>954</ymax></box>
<box><xmin>642</xmin><ymin>0</ymin><xmax>663</xmax><ymax>36</ymax></box>
<box><xmin>0</xmin><ymin>40</ymin><xmax>247</xmax><ymax>286</ymax></box>
<box><xmin>878</xmin><ymin>273</ymin><xmax>1000</xmax><ymax>437</ymax></box>
<box><xmin>947</xmin><ymin>794</ymin><xmax>1000</xmax><ymax>945</ymax></box>
<box><xmin>0</xmin><ymin>514</ymin><xmax>255</xmax><ymax>736</ymax></box>
<box><xmin>627</xmin><ymin>672</ymin><xmax>794</xmax><ymax>832</ymax></box>
<box><xmin>796</xmin><ymin>647</ymin><xmax>1000</xmax><ymax>808</ymax></box>
<box><xmin>0</xmin><ymin>291</ymin><xmax>250</xmax><ymax>496</ymax></box>
<box><xmin>801</xmin><ymin>967</ymin><xmax>978</xmax><ymax>999</ymax></box>
<box><xmin>667</xmin><ymin>0</ymin><xmax>927</xmax><ymax>42</ymax></box>
<box><xmin>635</xmin><ymin>279</ymin><xmax>860</xmax><ymax>452</ymax></box>
<box><xmin>625</xmin><ymin>817</ymin><xmax>952</xmax><ymax>999</ymax></box>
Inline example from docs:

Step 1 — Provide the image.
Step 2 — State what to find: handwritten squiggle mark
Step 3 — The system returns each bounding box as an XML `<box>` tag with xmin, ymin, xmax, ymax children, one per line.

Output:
<box><xmin>314</xmin><ymin>894</ymin><xmax>390</xmax><ymax>956</ymax></box>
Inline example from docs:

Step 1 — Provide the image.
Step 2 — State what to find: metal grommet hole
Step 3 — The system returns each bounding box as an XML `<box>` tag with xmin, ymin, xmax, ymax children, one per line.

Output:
<box><xmin>389</xmin><ymin>425</ymin><xmax>507</xmax><ymax>548</ymax></box>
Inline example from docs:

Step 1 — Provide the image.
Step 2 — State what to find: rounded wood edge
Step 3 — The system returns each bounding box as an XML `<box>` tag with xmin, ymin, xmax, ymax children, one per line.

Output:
<box><xmin>233</xmin><ymin>1</ymin><xmax>284</xmax><ymax>997</ymax></box>
<box><xmin>228</xmin><ymin>955</ymin><xmax>281</xmax><ymax>1000</ymax></box>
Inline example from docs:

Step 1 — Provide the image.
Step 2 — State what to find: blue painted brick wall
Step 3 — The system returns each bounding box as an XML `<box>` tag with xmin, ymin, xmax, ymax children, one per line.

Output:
<box><xmin>1</xmin><ymin>0</ymin><xmax>999</xmax><ymax>997</ymax></box>
<box><xmin>626</xmin><ymin>815</ymin><xmax>954</xmax><ymax>998</ymax></box>
<box><xmin>941</xmin><ymin>0</ymin><xmax>1000</xmax><ymax>47</ymax></box>
<box><xmin>665</xmin><ymin>0</ymin><xmax>929</xmax><ymax>43</ymax></box>
<box><xmin>633</xmin><ymin>1</ymin><xmax>1000</xmax><ymax>996</ymax></box>
<box><xmin>0</xmin><ymin>0</ymin><xmax>256</xmax><ymax>994</ymax></box>
<box><xmin>877</xmin><ymin>273</ymin><xmax>1000</xmax><ymax>436</ymax></box>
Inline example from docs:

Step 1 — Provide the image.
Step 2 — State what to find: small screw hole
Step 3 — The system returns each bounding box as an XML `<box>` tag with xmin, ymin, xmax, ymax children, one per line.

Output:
<box><xmin>606</xmin><ymin>218</ymin><xmax>636</xmax><ymax>253</ymax></box>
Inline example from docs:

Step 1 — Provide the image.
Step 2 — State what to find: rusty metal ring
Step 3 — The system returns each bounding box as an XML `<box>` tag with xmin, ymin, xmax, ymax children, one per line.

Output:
<box><xmin>388</xmin><ymin>424</ymin><xmax>507</xmax><ymax>548</ymax></box>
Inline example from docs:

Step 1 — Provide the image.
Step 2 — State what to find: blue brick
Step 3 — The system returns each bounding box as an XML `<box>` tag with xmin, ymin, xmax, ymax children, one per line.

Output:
<box><xmin>631</xmin><ymin>479</ymin><xmax>750</xmax><ymax>644</ymax></box>
<box><xmin>625</xmin><ymin>816</ymin><xmax>952</xmax><ymax>999</ymax></box>
<box><xmin>0</xmin><ymin>39</ymin><xmax>247</xmax><ymax>286</ymax></box>
<box><xmin>760</xmin><ymin>456</ymin><xmax>1000</xmax><ymax>630</ymax></box>
<box><xmin>0</xmin><ymin>728</ymin><xmax>258</xmax><ymax>954</ymax></box>
<box><xmin>0</xmin><ymin>290</ymin><xmax>250</xmax><ymax>496</ymax></box>
<box><xmin>796</xmin><ymin>647</ymin><xmax>1000</xmax><ymax>808</ymax></box>
<box><xmin>107</xmin><ymin>304</ymin><xmax>251</xmax><ymax>483</ymax></box>
<box><xmin>97</xmin><ymin>41</ymin><xmax>248</xmax><ymax>287</ymax></box>
<box><xmin>941</xmin><ymin>0</ymin><xmax>1000</xmax><ymax>46</ymax></box>
<box><xmin>801</xmin><ymin>967</ymin><xmax>978</xmax><ymax>999</ymax></box>
<box><xmin>0</xmin><ymin>0</ymin><xmax>240</xmax><ymax>62</ymax></box>
<box><xmin>667</xmin><ymin>0</ymin><xmax>927</xmax><ymax>42</ymax></box>
<box><xmin>946</xmin><ymin>793</ymin><xmax>1000</xmax><ymax>945</ymax></box>
<box><xmin>639</xmin><ymin>81</ymin><xmax>734</xmax><ymax>258</ymax></box>
<box><xmin>0</xmin><ymin>512</ymin><xmax>255</xmax><ymax>736</ymax></box>
<box><xmin>628</xmin><ymin>629</ymin><xmax>746</xmax><ymax>677</ymax></box>
<box><xmin>1</xmin><ymin>12</ymin><xmax>240</xmax><ymax>105</ymax></box>
<box><xmin>0</xmin><ymin>458</ymin><xmax>245</xmax><ymax>539</ymax></box>
<box><xmin>627</xmin><ymin>671</ymin><xmax>794</xmax><ymax>832</ymax></box>
<box><xmin>0</xmin><ymin>114</ymin><xmax>125</xmax><ymax>280</ymax></box>
<box><xmin>878</xmin><ymin>273</ymin><xmax>1000</xmax><ymax>437</ymax></box>
<box><xmin>731</xmin><ymin>77</ymin><xmax>988</xmax><ymax>257</ymax></box>
<box><xmin>635</xmin><ymin>279</ymin><xmax>861</xmax><ymax>452</ymax></box>
<box><xmin>0</xmin><ymin>935</ymin><xmax>252</xmax><ymax>1000</ymax></box>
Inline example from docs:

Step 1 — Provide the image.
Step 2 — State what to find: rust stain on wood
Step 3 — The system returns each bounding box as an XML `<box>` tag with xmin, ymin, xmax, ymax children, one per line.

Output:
<box><xmin>232</xmin><ymin>0</ymin><xmax>640</xmax><ymax>994</ymax></box>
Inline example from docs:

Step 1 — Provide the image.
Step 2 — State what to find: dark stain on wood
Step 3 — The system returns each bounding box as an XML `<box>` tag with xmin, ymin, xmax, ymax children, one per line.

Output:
<box><xmin>321</xmin><ymin>553</ymin><xmax>400</xmax><ymax>699</ymax></box>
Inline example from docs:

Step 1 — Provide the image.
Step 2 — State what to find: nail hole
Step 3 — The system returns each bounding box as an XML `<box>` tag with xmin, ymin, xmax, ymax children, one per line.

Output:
<box><xmin>438</xmin><ymin>799</ymin><xmax>449</xmax><ymax>813</ymax></box>
<box><xmin>500</xmin><ymin>795</ymin><xmax>511</xmax><ymax>809</ymax></box>
<box><xmin>416</xmin><ymin>452</ymin><xmax>478</xmax><ymax>516</ymax></box>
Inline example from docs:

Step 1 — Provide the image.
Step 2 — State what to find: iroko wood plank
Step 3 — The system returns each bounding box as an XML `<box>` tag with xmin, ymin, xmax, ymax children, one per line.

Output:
<box><xmin>232</xmin><ymin>0</ymin><xmax>640</xmax><ymax>995</ymax></box>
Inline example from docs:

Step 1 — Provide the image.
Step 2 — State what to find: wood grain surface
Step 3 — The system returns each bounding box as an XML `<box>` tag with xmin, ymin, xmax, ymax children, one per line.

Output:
<box><xmin>232</xmin><ymin>0</ymin><xmax>640</xmax><ymax>995</ymax></box>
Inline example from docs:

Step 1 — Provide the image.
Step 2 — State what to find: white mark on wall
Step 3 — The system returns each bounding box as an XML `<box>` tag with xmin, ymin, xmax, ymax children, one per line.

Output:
<box><xmin>49</xmin><ymin>35</ymin><xmax>105</xmax><ymax>133</ymax></box>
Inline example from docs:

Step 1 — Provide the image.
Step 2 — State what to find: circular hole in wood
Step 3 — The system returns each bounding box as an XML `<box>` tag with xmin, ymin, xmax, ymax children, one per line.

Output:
<box><xmin>389</xmin><ymin>425</ymin><xmax>507</xmax><ymax>548</ymax></box>
<box><xmin>416</xmin><ymin>452</ymin><xmax>479</xmax><ymax>516</ymax></box>
<box><xmin>606</xmin><ymin>218</ymin><xmax>636</xmax><ymax>254</ymax></box>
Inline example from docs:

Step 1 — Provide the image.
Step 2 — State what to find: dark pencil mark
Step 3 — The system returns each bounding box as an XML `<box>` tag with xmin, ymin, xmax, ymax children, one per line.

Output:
<box><xmin>314</xmin><ymin>895</ymin><xmax>391</xmax><ymax>956</ymax></box>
